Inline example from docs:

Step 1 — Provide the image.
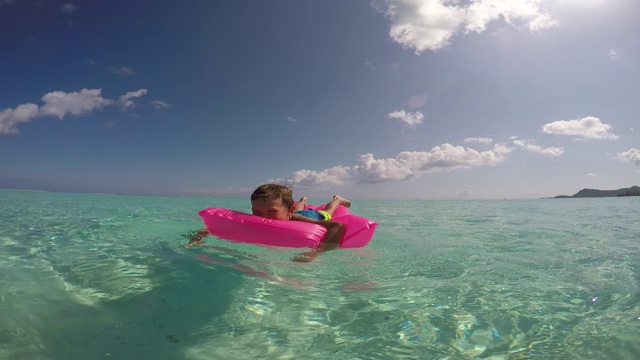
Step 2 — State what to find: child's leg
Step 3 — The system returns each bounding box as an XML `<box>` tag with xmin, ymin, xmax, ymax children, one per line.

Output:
<box><xmin>322</xmin><ymin>195</ymin><xmax>351</xmax><ymax>216</ymax></box>
<box><xmin>294</xmin><ymin>197</ymin><xmax>307</xmax><ymax>212</ymax></box>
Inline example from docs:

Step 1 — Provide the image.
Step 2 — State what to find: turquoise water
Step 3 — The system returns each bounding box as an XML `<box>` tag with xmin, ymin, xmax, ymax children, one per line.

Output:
<box><xmin>1</xmin><ymin>189</ymin><xmax>639</xmax><ymax>359</ymax></box>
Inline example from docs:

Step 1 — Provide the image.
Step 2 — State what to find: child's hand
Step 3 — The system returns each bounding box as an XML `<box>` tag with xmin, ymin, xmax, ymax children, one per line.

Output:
<box><xmin>293</xmin><ymin>249</ymin><xmax>321</xmax><ymax>262</ymax></box>
<box><xmin>183</xmin><ymin>229</ymin><xmax>210</xmax><ymax>248</ymax></box>
<box><xmin>185</xmin><ymin>239</ymin><xmax>205</xmax><ymax>248</ymax></box>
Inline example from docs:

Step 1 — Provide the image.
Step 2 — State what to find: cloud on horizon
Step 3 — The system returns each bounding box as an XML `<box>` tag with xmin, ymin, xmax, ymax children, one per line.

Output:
<box><xmin>617</xmin><ymin>148</ymin><xmax>640</xmax><ymax>165</ymax></box>
<box><xmin>0</xmin><ymin>88</ymin><xmax>147</xmax><ymax>135</ymax></box>
<box><xmin>272</xmin><ymin>143</ymin><xmax>512</xmax><ymax>187</ymax></box>
<box><xmin>375</xmin><ymin>0</ymin><xmax>558</xmax><ymax>53</ymax></box>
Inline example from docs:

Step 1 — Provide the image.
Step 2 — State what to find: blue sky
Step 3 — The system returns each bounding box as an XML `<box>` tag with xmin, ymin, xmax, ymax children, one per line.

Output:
<box><xmin>1</xmin><ymin>0</ymin><xmax>638</xmax><ymax>200</ymax></box>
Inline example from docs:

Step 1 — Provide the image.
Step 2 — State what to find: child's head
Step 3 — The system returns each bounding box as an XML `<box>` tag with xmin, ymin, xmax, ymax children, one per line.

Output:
<box><xmin>250</xmin><ymin>183</ymin><xmax>294</xmax><ymax>220</ymax></box>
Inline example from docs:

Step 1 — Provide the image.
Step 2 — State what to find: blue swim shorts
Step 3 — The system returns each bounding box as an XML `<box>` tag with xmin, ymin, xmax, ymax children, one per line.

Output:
<box><xmin>294</xmin><ymin>209</ymin><xmax>331</xmax><ymax>221</ymax></box>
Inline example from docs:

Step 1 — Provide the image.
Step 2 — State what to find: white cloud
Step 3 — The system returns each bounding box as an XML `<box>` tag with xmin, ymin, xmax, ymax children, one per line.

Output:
<box><xmin>513</xmin><ymin>139</ymin><xmax>564</xmax><ymax>156</ymax></box>
<box><xmin>463</xmin><ymin>137</ymin><xmax>493</xmax><ymax>144</ymax></box>
<box><xmin>465</xmin><ymin>0</ymin><xmax>557</xmax><ymax>33</ymax></box>
<box><xmin>1</xmin><ymin>88</ymin><xmax>147</xmax><ymax>135</ymax></box>
<box><xmin>541</xmin><ymin>116</ymin><xmax>619</xmax><ymax>140</ymax></box>
<box><xmin>383</xmin><ymin>0</ymin><xmax>465</xmax><ymax>53</ymax></box>
<box><xmin>274</xmin><ymin>166</ymin><xmax>352</xmax><ymax>187</ymax></box>
<box><xmin>376</xmin><ymin>0</ymin><xmax>557</xmax><ymax>53</ymax></box>
<box><xmin>275</xmin><ymin>143</ymin><xmax>511</xmax><ymax>186</ymax></box>
<box><xmin>151</xmin><ymin>100</ymin><xmax>172</xmax><ymax>110</ymax></box>
<box><xmin>388</xmin><ymin>110</ymin><xmax>424</xmax><ymax>127</ymax></box>
<box><xmin>617</xmin><ymin>148</ymin><xmax>640</xmax><ymax>165</ymax></box>
<box><xmin>40</xmin><ymin>89</ymin><xmax>112</xmax><ymax>118</ymax></box>
<box><xmin>608</xmin><ymin>48</ymin><xmax>621</xmax><ymax>60</ymax></box>
<box><xmin>0</xmin><ymin>103</ymin><xmax>39</xmax><ymax>135</ymax></box>
<box><xmin>354</xmin><ymin>143</ymin><xmax>512</xmax><ymax>183</ymax></box>
<box><xmin>119</xmin><ymin>89</ymin><xmax>148</xmax><ymax>110</ymax></box>
<box><xmin>60</xmin><ymin>3</ymin><xmax>77</xmax><ymax>14</ymax></box>
<box><xmin>286</xmin><ymin>116</ymin><xmax>298</xmax><ymax>122</ymax></box>
<box><xmin>109</xmin><ymin>66</ymin><xmax>136</xmax><ymax>76</ymax></box>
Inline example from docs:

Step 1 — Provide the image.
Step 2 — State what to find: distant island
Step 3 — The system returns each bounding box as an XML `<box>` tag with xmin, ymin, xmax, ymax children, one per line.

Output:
<box><xmin>552</xmin><ymin>186</ymin><xmax>640</xmax><ymax>198</ymax></box>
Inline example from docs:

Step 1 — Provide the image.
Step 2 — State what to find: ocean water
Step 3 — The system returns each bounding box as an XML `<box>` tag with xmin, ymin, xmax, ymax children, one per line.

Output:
<box><xmin>1</xmin><ymin>189</ymin><xmax>639</xmax><ymax>360</ymax></box>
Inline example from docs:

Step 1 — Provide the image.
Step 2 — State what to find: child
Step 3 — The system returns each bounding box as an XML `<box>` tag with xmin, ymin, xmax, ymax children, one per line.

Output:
<box><xmin>187</xmin><ymin>183</ymin><xmax>352</xmax><ymax>261</ymax></box>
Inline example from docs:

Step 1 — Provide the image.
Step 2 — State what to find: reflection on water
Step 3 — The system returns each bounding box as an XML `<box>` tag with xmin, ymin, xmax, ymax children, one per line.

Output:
<box><xmin>1</xmin><ymin>190</ymin><xmax>639</xmax><ymax>359</ymax></box>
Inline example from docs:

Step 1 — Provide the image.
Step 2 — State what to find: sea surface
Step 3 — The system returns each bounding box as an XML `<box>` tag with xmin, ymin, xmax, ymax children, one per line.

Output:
<box><xmin>0</xmin><ymin>189</ymin><xmax>639</xmax><ymax>360</ymax></box>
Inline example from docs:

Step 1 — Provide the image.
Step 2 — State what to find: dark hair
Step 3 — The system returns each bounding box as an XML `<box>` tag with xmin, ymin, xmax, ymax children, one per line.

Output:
<box><xmin>250</xmin><ymin>183</ymin><xmax>294</xmax><ymax>208</ymax></box>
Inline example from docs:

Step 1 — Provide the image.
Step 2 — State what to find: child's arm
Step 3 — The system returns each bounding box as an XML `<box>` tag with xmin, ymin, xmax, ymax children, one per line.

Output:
<box><xmin>290</xmin><ymin>214</ymin><xmax>346</xmax><ymax>260</ymax></box>
<box><xmin>185</xmin><ymin>228</ymin><xmax>210</xmax><ymax>248</ymax></box>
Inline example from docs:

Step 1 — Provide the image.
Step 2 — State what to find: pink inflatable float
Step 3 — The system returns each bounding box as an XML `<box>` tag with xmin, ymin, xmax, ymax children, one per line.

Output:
<box><xmin>199</xmin><ymin>204</ymin><xmax>377</xmax><ymax>248</ymax></box>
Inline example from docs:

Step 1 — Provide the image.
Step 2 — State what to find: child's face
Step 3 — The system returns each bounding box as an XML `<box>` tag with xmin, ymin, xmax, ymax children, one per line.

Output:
<box><xmin>251</xmin><ymin>197</ymin><xmax>292</xmax><ymax>220</ymax></box>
